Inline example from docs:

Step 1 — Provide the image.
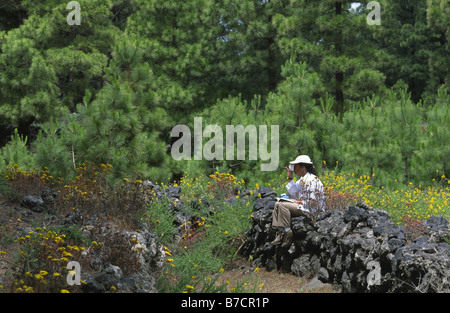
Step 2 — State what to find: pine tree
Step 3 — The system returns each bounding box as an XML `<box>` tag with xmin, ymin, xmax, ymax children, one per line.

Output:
<box><xmin>273</xmin><ymin>0</ymin><xmax>386</xmax><ymax>117</ymax></box>
<box><xmin>425</xmin><ymin>0</ymin><xmax>450</xmax><ymax>100</ymax></box>
<box><xmin>126</xmin><ymin>0</ymin><xmax>227</xmax><ymax>125</ymax></box>
<box><xmin>0</xmin><ymin>14</ymin><xmax>63</xmax><ymax>129</ymax></box>
<box><xmin>32</xmin><ymin>118</ymin><xmax>74</xmax><ymax>179</ymax></box>
<box><xmin>31</xmin><ymin>36</ymin><xmax>170</xmax><ymax>181</ymax></box>
<box><xmin>218</xmin><ymin>0</ymin><xmax>289</xmax><ymax>99</ymax></box>
<box><xmin>1</xmin><ymin>128</ymin><xmax>36</xmax><ymax>169</ymax></box>
<box><xmin>186</xmin><ymin>95</ymin><xmax>256</xmax><ymax>177</ymax></box>
<box><xmin>0</xmin><ymin>0</ymin><xmax>118</xmax><ymax>129</ymax></box>
<box><xmin>377</xmin><ymin>0</ymin><xmax>434</xmax><ymax>103</ymax></box>
<box><xmin>341</xmin><ymin>94</ymin><xmax>401</xmax><ymax>184</ymax></box>
<box><xmin>385</xmin><ymin>86</ymin><xmax>424</xmax><ymax>185</ymax></box>
<box><xmin>266</xmin><ymin>59</ymin><xmax>323</xmax><ymax>165</ymax></box>
<box><xmin>417</xmin><ymin>86</ymin><xmax>450</xmax><ymax>181</ymax></box>
<box><xmin>309</xmin><ymin>92</ymin><xmax>343</xmax><ymax>166</ymax></box>
<box><xmin>75</xmin><ymin>37</ymin><xmax>169</xmax><ymax>181</ymax></box>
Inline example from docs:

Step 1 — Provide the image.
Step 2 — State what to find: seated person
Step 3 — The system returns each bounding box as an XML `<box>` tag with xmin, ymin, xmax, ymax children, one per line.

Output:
<box><xmin>271</xmin><ymin>155</ymin><xmax>325</xmax><ymax>247</ymax></box>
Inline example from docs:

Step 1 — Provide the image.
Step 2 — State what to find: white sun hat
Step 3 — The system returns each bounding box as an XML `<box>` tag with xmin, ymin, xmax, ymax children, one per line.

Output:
<box><xmin>289</xmin><ymin>155</ymin><xmax>313</xmax><ymax>165</ymax></box>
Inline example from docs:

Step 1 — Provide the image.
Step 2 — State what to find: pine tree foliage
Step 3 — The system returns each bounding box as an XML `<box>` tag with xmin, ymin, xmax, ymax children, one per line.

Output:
<box><xmin>417</xmin><ymin>86</ymin><xmax>450</xmax><ymax>180</ymax></box>
<box><xmin>311</xmin><ymin>93</ymin><xmax>343</xmax><ymax>166</ymax></box>
<box><xmin>378</xmin><ymin>0</ymin><xmax>434</xmax><ymax>104</ymax></box>
<box><xmin>425</xmin><ymin>0</ymin><xmax>450</xmax><ymax>99</ymax></box>
<box><xmin>385</xmin><ymin>86</ymin><xmax>424</xmax><ymax>185</ymax></box>
<box><xmin>269</xmin><ymin>60</ymin><xmax>322</xmax><ymax>160</ymax></box>
<box><xmin>0</xmin><ymin>15</ymin><xmax>62</xmax><ymax>126</ymax></box>
<box><xmin>32</xmin><ymin>119</ymin><xmax>74</xmax><ymax>179</ymax></box>
<box><xmin>218</xmin><ymin>0</ymin><xmax>289</xmax><ymax>97</ymax></box>
<box><xmin>75</xmin><ymin>37</ymin><xmax>169</xmax><ymax>181</ymax></box>
<box><xmin>274</xmin><ymin>0</ymin><xmax>387</xmax><ymax>116</ymax></box>
<box><xmin>1</xmin><ymin>128</ymin><xmax>35</xmax><ymax>169</ymax></box>
<box><xmin>126</xmin><ymin>0</ymin><xmax>226</xmax><ymax>125</ymax></box>
<box><xmin>0</xmin><ymin>0</ymin><xmax>118</xmax><ymax>126</ymax></box>
<box><xmin>342</xmin><ymin>94</ymin><xmax>400</xmax><ymax>182</ymax></box>
<box><xmin>0</xmin><ymin>0</ymin><xmax>449</xmax><ymax>188</ymax></box>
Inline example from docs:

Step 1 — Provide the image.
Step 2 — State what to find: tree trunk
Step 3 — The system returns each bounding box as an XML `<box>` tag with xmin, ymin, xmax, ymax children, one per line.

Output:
<box><xmin>335</xmin><ymin>1</ymin><xmax>344</xmax><ymax>118</ymax></box>
<box><xmin>266</xmin><ymin>0</ymin><xmax>276</xmax><ymax>92</ymax></box>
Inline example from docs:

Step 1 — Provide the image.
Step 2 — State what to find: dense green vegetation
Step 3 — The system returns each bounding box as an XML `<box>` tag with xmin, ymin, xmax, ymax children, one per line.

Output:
<box><xmin>1</xmin><ymin>1</ymin><xmax>449</xmax><ymax>294</ymax></box>
<box><xmin>1</xmin><ymin>0</ymin><xmax>449</xmax><ymax>189</ymax></box>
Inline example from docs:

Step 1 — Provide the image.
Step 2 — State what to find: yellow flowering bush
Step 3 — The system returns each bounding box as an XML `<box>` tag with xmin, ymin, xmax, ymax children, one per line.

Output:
<box><xmin>321</xmin><ymin>169</ymin><xmax>450</xmax><ymax>224</ymax></box>
<box><xmin>208</xmin><ymin>172</ymin><xmax>240</xmax><ymax>200</ymax></box>
<box><xmin>52</xmin><ymin>162</ymin><xmax>151</xmax><ymax>227</ymax></box>
<box><xmin>3</xmin><ymin>164</ymin><xmax>49</xmax><ymax>202</ymax></box>
<box><xmin>9</xmin><ymin>227</ymin><xmax>91</xmax><ymax>293</ymax></box>
<box><xmin>178</xmin><ymin>172</ymin><xmax>211</xmax><ymax>204</ymax></box>
<box><xmin>2</xmin><ymin>162</ymin><xmax>149</xmax><ymax>228</ymax></box>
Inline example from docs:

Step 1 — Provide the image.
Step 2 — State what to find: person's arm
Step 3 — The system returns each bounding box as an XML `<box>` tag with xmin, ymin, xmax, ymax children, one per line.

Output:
<box><xmin>286</xmin><ymin>166</ymin><xmax>293</xmax><ymax>181</ymax></box>
<box><xmin>285</xmin><ymin>166</ymin><xmax>297</xmax><ymax>193</ymax></box>
<box><xmin>285</xmin><ymin>166</ymin><xmax>304</xmax><ymax>204</ymax></box>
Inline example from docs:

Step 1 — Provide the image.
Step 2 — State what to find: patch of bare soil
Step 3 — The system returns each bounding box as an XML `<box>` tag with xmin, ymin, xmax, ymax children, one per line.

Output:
<box><xmin>219</xmin><ymin>258</ymin><xmax>340</xmax><ymax>293</ymax></box>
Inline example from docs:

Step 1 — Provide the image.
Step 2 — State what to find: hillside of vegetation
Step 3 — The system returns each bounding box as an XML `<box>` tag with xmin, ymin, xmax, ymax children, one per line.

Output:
<box><xmin>0</xmin><ymin>164</ymin><xmax>448</xmax><ymax>293</ymax></box>
<box><xmin>0</xmin><ymin>0</ymin><xmax>449</xmax><ymax>293</ymax></box>
<box><xmin>0</xmin><ymin>0</ymin><xmax>449</xmax><ymax>188</ymax></box>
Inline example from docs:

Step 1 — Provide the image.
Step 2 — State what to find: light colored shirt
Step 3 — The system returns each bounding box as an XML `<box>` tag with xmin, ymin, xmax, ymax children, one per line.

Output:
<box><xmin>286</xmin><ymin>172</ymin><xmax>325</xmax><ymax>212</ymax></box>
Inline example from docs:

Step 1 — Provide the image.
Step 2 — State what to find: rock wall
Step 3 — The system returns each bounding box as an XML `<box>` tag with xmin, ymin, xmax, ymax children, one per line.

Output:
<box><xmin>241</xmin><ymin>189</ymin><xmax>450</xmax><ymax>293</ymax></box>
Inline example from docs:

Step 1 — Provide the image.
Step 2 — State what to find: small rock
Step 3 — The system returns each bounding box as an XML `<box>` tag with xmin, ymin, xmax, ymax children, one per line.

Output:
<box><xmin>257</xmin><ymin>187</ymin><xmax>277</xmax><ymax>199</ymax></box>
<box><xmin>41</xmin><ymin>188</ymin><xmax>59</xmax><ymax>205</ymax></box>
<box><xmin>21</xmin><ymin>195</ymin><xmax>45</xmax><ymax>209</ymax></box>
<box><xmin>21</xmin><ymin>210</ymin><xmax>33</xmax><ymax>217</ymax></box>
<box><xmin>305</xmin><ymin>276</ymin><xmax>327</xmax><ymax>290</ymax></box>
<box><xmin>318</xmin><ymin>267</ymin><xmax>329</xmax><ymax>283</ymax></box>
<box><xmin>165</xmin><ymin>186</ymin><xmax>181</xmax><ymax>199</ymax></box>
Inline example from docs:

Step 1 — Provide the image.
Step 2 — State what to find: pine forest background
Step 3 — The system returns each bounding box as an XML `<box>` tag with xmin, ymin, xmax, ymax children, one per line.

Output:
<box><xmin>0</xmin><ymin>0</ymin><xmax>449</xmax><ymax>189</ymax></box>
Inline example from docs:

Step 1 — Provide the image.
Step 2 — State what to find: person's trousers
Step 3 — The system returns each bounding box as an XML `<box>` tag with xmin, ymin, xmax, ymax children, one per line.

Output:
<box><xmin>272</xmin><ymin>201</ymin><xmax>308</xmax><ymax>228</ymax></box>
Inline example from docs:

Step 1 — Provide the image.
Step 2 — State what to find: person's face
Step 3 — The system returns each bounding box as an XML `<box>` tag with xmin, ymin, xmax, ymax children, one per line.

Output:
<box><xmin>294</xmin><ymin>164</ymin><xmax>307</xmax><ymax>176</ymax></box>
